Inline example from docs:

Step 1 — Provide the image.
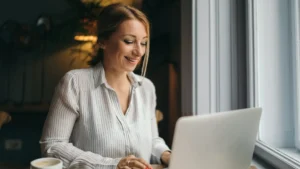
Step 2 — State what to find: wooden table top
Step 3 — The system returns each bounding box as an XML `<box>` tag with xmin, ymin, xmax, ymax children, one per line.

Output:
<box><xmin>151</xmin><ymin>164</ymin><xmax>258</xmax><ymax>169</ymax></box>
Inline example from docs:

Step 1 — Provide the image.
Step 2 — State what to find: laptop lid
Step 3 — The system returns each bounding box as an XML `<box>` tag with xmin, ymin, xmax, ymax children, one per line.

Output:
<box><xmin>169</xmin><ymin>108</ymin><xmax>262</xmax><ymax>169</ymax></box>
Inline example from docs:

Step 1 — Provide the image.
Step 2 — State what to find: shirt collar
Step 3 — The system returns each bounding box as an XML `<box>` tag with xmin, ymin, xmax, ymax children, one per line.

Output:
<box><xmin>93</xmin><ymin>62</ymin><xmax>143</xmax><ymax>88</ymax></box>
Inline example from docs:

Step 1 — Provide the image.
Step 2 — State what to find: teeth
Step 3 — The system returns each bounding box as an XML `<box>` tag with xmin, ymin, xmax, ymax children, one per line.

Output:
<box><xmin>125</xmin><ymin>56</ymin><xmax>137</xmax><ymax>62</ymax></box>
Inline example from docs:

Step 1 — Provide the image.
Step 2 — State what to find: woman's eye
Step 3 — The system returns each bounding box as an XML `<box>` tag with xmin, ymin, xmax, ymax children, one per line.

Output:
<box><xmin>124</xmin><ymin>40</ymin><xmax>134</xmax><ymax>44</ymax></box>
<box><xmin>141</xmin><ymin>42</ymin><xmax>148</xmax><ymax>46</ymax></box>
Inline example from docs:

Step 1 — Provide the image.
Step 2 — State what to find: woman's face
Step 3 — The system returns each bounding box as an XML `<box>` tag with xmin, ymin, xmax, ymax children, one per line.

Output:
<box><xmin>102</xmin><ymin>19</ymin><xmax>148</xmax><ymax>73</ymax></box>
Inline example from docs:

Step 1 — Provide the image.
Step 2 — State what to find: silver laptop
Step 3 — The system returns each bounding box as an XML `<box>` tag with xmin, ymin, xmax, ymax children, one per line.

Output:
<box><xmin>168</xmin><ymin>108</ymin><xmax>262</xmax><ymax>169</ymax></box>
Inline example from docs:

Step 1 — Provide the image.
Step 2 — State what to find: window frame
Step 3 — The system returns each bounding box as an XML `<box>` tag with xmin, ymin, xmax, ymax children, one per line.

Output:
<box><xmin>247</xmin><ymin>0</ymin><xmax>300</xmax><ymax>168</ymax></box>
<box><xmin>292</xmin><ymin>0</ymin><xmax>300</xmax><ymax>150</ymax></box>
<box><xmin>181</xmin><ymin>0</ymin><xmax>300</xmax><ymax>168</ymax></box>
<box><xmin>181</xmin><ymin>0</ymin><xmax>247</xmax><ymax>116</ymax></box>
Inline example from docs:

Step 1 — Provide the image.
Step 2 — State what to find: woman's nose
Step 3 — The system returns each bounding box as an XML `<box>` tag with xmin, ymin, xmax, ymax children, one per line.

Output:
<box><xmin>133</xmin><ymin>45</ymin><xmax>144</xmax><ymax>57</ymax></box>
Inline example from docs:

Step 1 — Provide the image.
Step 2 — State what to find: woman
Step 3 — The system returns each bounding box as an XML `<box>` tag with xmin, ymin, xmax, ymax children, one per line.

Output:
<box><xmin>40</xmin><ymin>3</ymin><xmax>171</xmax><ymax>169</ymax></box>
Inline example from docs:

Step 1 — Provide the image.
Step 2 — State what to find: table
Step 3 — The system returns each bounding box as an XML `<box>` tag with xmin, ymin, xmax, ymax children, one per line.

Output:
<box><xmin>151</xmin><ymin>164</ymin><xmax>258</xmax><ymax>169</ymax></box>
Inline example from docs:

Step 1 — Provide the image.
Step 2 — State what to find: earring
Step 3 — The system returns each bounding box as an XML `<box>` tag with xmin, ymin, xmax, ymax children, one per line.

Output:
<box><xmin>99</xmin><ymin>43</ymin><xmax>105</xmax><ymax>49</ymax></box>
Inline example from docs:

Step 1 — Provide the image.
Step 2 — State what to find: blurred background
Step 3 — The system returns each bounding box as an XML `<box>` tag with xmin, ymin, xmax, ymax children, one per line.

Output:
<box><xmin>0</xmin><ymin>0</ymin><xmax>181</xmax><ymax>168</ymax></box>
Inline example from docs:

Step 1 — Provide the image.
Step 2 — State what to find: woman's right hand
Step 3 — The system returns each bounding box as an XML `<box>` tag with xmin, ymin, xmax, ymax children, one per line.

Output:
<box><xmin>117</xmin><ymin>155</ymin><xmax>152</xmax><ymax>169</ymax></box>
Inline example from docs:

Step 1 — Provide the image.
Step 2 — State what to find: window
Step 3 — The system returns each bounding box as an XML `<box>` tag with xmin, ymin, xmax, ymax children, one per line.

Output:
<box><xmin>248</xmin><ymin>0</ymin><xmax>300</xmax><ymax>168</ymax></box>
<box><xmin>182</xmin><ymin>0</ymin><xmax>300</xmax><ymax>168</ymax></box>
<box><xmin>181</xmin><ymin>0</ymin><xmax>247</xmax><ymax>116</ymax></box>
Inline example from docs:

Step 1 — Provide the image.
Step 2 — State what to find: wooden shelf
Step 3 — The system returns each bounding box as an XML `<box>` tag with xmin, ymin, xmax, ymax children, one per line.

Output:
<box><xmin>0</xmin><ymin>104</ymin><xmax>50</xmax><ymax>113</ymax></box>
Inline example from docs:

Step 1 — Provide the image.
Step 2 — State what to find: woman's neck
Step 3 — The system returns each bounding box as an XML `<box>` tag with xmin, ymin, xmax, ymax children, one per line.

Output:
<box><xmin>103</xmin><ymin>64</ymin><xmax>130</xmax><ymax>90</ymax></box>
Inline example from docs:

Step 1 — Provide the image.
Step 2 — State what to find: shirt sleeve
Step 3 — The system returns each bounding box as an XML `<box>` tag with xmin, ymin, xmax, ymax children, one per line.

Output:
<box><xmin>40</xmin><ymin>72</ymin><xmax>121</xmax><ymax>169</ymax></box>
<box><xmin>150</xmin><ymin>83</ymin><xmax>171</xmax><ymax>164</ymax></box>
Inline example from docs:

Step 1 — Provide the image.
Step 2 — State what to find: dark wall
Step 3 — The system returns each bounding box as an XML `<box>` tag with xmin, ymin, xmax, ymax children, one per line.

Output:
<box><xmin>146</xmin><ymin>1</ymin><xmax>181</xmax><ymax>146</ymax></box>
<box><xmin>0</xmin><ymin>112</ymin><xmax>47</xmax><ymax>164</ymax></box>
<box><xmin>0</xmin><ymin>1</ymin><xmax>90</xmax><ymax>165</ymax></box>
<box><xmin>0</xmin><ymin>0</ymin><xmax>72</xmax><ymax>24</ymax></box>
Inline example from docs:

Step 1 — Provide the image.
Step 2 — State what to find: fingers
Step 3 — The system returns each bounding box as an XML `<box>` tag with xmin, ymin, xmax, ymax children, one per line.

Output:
<box><xmin>129</xmin><ymin>159</ymin><xmax>152</xmax><ymax>169</ymax></box>
<box><xmin>119</xmin><ymin>167</ymin><xmax>131</xmax><ymax>169</ymax></box>
<box><xmin>118</xmin><ymin>155</ymin><xmax>152</xmax><ymax>169</ymax></box>
<box><xmin>128</xmin><ymin>160</ymin><xmax>146</xmax><ymax>169</ymax></box>
<box><xmin>134</xmin><ymin>158</ymin><xmax>152</xmax><ymax>169</ymax></box>
<box><xmin>117</xmin><ymin>156</ymin><xmax>135</xmax><ymax>169</ymax></box>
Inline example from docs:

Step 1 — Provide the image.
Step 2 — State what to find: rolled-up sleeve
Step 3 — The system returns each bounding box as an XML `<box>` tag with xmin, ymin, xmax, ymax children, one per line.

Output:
<box><xmin>40</xmin><ymin>72</ymin><xmax>121</xmax><ymax>169</ymax></box>
<box><xmin>150</xmin><ymin>84</ymin><xmax>171</xmax><ymax>164</ymax></box>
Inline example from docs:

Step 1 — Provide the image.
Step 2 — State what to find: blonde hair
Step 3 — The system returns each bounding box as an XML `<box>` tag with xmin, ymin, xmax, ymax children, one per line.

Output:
<box><xmin>89</xmin><ymin>3</ymin><xmax>150</xmax><ymax>77</ymax></box>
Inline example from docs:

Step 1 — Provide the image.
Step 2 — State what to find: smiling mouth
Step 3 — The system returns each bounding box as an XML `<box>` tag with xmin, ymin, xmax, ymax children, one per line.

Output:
<box><xmin>125</xmin><ymin>56</ymin><xmax>139</xmax><ymax>63</ymax></box>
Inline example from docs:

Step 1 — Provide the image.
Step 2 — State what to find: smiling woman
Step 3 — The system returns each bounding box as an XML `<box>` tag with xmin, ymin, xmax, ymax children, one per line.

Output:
<box><xmin>40</xmin><ymin>3</ymin><xmax>171</xmax><ymax>169</ymax></box>
<box><xmin>101</xmin><ymin>20</ymin><xmax>148</xmax><ymax>74</ymax></box>
<box><xmin>88</xmin><ymin>3</ymin><xmax>150</xmax><ymax>77</ymax></box>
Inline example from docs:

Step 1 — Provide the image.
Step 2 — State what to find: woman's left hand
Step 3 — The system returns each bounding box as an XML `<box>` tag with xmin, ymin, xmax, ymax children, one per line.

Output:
<box><xmin>160</xmin><ymin>151</ymin><xmax>171</xmax><ymax>166</ymax></box>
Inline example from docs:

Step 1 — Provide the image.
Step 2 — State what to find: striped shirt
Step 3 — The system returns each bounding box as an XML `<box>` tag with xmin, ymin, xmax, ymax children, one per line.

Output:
<box><xmin>40</xmin><ymin>63</ymin><xmax>170</xmax><ymax>169</ymax></box>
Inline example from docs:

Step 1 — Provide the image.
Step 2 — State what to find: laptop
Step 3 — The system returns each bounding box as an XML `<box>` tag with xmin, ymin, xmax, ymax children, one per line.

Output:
<box><xmin>168</xmin><ymin>108</ymin><xmax>262</xmax><ymax>169</ymax></box>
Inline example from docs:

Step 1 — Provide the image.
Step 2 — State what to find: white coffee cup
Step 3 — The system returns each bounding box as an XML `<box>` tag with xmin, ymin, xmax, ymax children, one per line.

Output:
<box><xmin>30</xmin><ymin>157</ymin><xmax>63</xmax><ymax>169</ymax></box>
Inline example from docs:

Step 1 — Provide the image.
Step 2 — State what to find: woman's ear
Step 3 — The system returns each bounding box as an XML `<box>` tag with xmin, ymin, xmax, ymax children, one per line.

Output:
<box><xmin>98</xmin><ymin>39</ymin><xmax>106</xmax><ymax>49</ymax></box>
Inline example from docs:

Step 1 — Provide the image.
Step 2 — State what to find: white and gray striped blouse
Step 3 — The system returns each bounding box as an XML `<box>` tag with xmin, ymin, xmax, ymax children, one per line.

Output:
<box><xmin>40</xmin><ymin>63</ymin><xmax>170</xmax><ymax>169</ymax></box>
